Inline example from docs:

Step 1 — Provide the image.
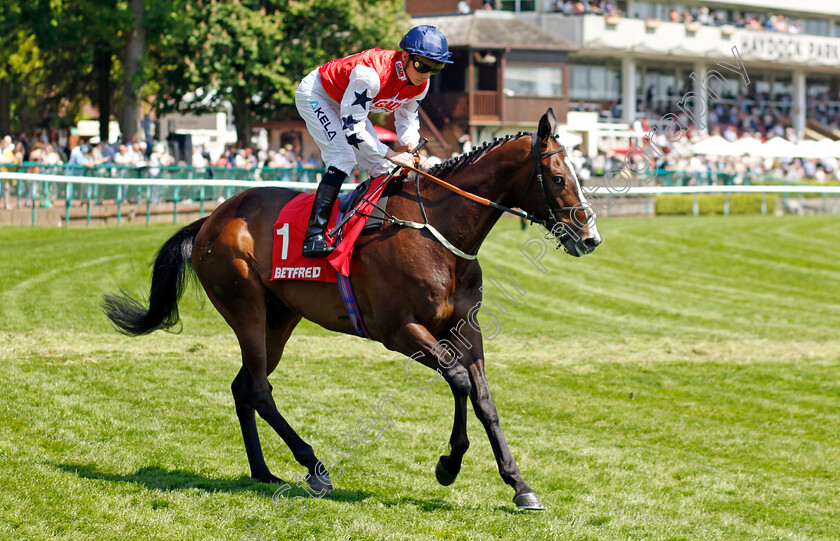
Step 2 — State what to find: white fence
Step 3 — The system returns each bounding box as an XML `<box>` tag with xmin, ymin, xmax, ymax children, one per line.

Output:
<box><xmin>0</xmin><ymin>172</ymin><xmax>352</xmax><ymax>227</ymax></box>
<box><xmin>1</xmin><ymin>172</ymin><xmax>839</xmax><ymax>227</ymax></box>
<box><xmin>587</xmin><ymin>184</ymin><xmax>840</xmax><ymax>217</ymax></box>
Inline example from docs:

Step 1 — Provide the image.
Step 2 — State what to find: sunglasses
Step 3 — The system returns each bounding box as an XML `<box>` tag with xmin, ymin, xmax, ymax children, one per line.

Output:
<box><xmin>410</xmin><ymin>56</ymin><xmax>444</xmax><ymax>75</ymax></box>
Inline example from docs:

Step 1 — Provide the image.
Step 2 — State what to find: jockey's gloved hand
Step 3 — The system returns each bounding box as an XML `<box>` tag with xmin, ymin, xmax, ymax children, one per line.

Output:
<box><xmin>414</xmin><ymin>153</ymin><xmax>430</xmax><ymax>171</ymax></box>
<box><xmin>385</xmin><ymin>148</ymin><xmax>417</xmax><ymax>170</ymax></box>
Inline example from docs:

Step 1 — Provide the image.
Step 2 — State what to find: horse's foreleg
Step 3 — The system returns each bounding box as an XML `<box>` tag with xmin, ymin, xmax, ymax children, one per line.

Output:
<box><xmin>434</xmin><ymin>327</ymin><xmax>474</xmax><ymax>487</ymax></box>
<box><xmin>386</xmin><ymin>322</ymin><xmax>473</xmax><ymax>485</ymax></box>
<box><xmin>435</xmin><ymin>384</ymin><xmax>470</xmax><ymax>486</ymax></box>
<box><xmin>468</xmin><ymin>360</ymin><xmax>544</xmax><ymax>510</ymax></box>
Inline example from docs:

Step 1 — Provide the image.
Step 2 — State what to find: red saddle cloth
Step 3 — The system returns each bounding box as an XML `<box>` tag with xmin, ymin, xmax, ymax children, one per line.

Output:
<box><xmin>271</xmin><ymin>179</ymin><xmax>388</xmax><ymax>282</ymax></box>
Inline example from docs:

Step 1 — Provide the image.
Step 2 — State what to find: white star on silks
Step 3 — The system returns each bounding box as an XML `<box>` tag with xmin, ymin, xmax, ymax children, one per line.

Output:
<box><xmin>352</xmin><ymin>90</ymin><xmax>372</xmax><ymax>110</ymax></box>
<box><xmin>346</xmin><ymin>132</ymin><xmax>364</xmax><ymax>149</ymax></box>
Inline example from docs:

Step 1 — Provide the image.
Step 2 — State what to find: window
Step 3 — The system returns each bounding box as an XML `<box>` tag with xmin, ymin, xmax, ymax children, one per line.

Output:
<box><xmin>803</xmin><ymin>18</ymin><xmax>830</xmax><ymax>36</ymax></box>
<box><xmin>571</xmin><ymin>65</ymin><xmax>590</xmax><ymax>97</ymax></box>
<box><xmin>569</xmin><ymin>64</ymin><xmax>621</xmax><ymax>100</ymax></box>
<box><xmin>499</xmin><ymin>0</ymin><xmax>536</xmax><ymax>12</ymax></box>
<box><xmin>504</xmin><ymin>65</ymin><xmax>564</xmax><ymax>96</ymax></box>
<box><xmin>632</xmin><ymin>1</ymin><xmax>668</xmax><ymax>21</ymax></box>
<box><xmin>773</xmin><ymin>78</ymin><xmax>792</xmax><ymax>98</ymax></box>
<box><xmin>807</xmin><ymin>80</ymin><xmax>830</xmax><ymax>98</ymax></box>
<box><xmin>632</xmin><ymin>1</ymin><xmax>655</xmax><ymax>20</ymax></box>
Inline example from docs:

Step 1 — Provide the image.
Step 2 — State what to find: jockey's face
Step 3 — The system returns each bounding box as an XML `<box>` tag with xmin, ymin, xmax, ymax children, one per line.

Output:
<box><xmin>404</xmin><ymin>52</ymin><xmax>444</xmax><ymax>85</ymax></box>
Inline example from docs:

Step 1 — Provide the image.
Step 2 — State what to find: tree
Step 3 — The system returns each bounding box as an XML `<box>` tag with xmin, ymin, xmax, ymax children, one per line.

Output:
<box><xmin>1</xmin><ymin>0</ymin><xmax>408</xmax><ymax>145</ymax></box>
<box><xmin>120</xmin><ymin>0</ymin><xmax>146</xmax><ymax>141</ymax></box>
<box><xmin>0</xmin><ymin>0</ymin><xmax>21</xmax><ymax>135</ymax></box>
<box><xmin>151</xmin><ymin>1</ymin><xmax>290</xmax><ymax>147</ymax></box>
<box><xmin>118</xmin><ymin>0</ymin><xmax>180</xmax><ymax>140</ymax></box>
<box><xmin>281</xmin><ymin>0</ymin><xmax>407</xmax><ymax>89</ymax></box>
<box><xmin>151</xmin><ymin>0</ymin><xmax>408</xmax><ymax>148</ymax></box>
<box><xmin>5</xmin><ymin>0</ymin><xmax>126</xmax><ymax>141</ymax></box>
<box><xmin>0</xmin><ymin>1</ymin><xmax>46</xmax><ymax>136</ymax></box>
<box><xmin>3</xmin><ymin>0</ymin><xmax>176</xmax><ymax>141</ymax></box>
<box><xmin>41</xmin><ymin>0</ymin><xmax>127</xmax><ymax>143</ymax></box>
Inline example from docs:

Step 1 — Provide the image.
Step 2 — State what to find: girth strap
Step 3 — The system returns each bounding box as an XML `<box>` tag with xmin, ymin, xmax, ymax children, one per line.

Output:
<box><xmin>388</xmin><ymin>217</ymin><xmax>478</xmax><ymax>260</ymax></box>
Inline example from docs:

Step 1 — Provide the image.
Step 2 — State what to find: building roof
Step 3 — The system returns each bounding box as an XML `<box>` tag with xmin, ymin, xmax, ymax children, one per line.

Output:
<box><xmin>412</xmin><ymin>12</ymin><xmax>578</xmax><ymax>51</ymax></box>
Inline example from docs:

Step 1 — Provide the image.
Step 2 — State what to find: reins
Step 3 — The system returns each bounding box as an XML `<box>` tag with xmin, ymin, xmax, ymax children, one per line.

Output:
<box><xmin>335</xmin><ymin>132</ymin><xmax>575</xmax><ymax>260</ymax></box>
<box><xmin>399</xmin><ymin>162</ymin><xmax>538</xmax><ymax>225</ymax></box>
<box><xmin>401</xmin><ymin>133</ymin><xmax>573</xmax><ymax>229</ymax></box>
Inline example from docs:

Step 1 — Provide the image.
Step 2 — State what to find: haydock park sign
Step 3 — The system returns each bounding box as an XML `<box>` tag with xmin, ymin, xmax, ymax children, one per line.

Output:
<box><xmin>738</xmin><ymin>31</ymin><xmax>840</xmax><ymax>66</ymax></box>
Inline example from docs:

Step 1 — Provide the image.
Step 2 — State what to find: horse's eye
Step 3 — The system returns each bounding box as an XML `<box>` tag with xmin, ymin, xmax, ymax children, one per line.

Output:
<box><xmin>552</xmin><ymin>175</ymin><xmax>565</xmax><ymax>188</ymax></box>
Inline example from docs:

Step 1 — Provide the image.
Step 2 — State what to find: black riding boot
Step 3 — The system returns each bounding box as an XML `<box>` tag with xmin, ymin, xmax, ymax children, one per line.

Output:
<box><xmin>302</xmin><ymin>167</ymin><xmax>345</xmax><ymax>258</ymax></box>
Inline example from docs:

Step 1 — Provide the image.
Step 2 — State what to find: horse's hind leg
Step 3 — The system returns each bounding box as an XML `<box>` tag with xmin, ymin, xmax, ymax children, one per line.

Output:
<box><xmin>230</xmin><ymin>298</ymin><xmax>304</xmax><ymax>484</ymax></box>
<box><xmin>231</xmin><ymin>366</ymin><xmax>277</xmax><ymax>482</ymax></box>
<box><xmin>206</xmin><ymin>274</ymin><xmax>331</xmax><ymax>492</ymax></box>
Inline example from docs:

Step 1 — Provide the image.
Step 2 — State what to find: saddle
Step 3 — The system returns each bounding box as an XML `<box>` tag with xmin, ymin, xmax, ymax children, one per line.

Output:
<box><xmin>338</xmin><ymin>175</ymin><xmax>400</xmax><ymax>231</ymax></box>
<box><xmin>270</xmin><ymin>175</ymin><xmax>398</xmax><ymax>282</ymax></box>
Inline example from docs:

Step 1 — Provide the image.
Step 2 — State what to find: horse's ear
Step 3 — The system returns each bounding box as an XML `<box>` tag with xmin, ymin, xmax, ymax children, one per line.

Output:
<box><xmin>538</xmin><ymin>108</ymin><xmax>557</xmax><ymax>141</ymax></box>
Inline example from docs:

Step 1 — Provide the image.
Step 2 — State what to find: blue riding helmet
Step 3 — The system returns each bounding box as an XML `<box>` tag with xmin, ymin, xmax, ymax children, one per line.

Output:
<box><xmin>399</xmin><ymin>25</ymin><xmax>453</xmax><ymax>64</ymax></box>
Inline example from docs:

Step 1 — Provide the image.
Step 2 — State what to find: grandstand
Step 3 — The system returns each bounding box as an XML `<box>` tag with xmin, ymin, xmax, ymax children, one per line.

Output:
<box><xmin>408</xmin><ymin>1</ymin><xmax>840</xmax><ymax>187</ymax></box>
<box><xmin>411</xmin><ymin>1</ymin><xmax>840</xmax><ymax>136</ymax></box>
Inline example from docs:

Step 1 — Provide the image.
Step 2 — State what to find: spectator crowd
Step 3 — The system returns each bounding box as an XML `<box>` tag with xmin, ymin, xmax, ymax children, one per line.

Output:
<box><xmin>568</xmin><ymin>113</ymin><xmax>840</xmax><ymax>188</ymax></box>
<box><xmin>551</xmin><ymin>1</ymin><xmax>814</xmax><ymax>36</ymax></box>
<box><xmin>0</xmin><ymin>129</ymin><xmax>326</xmax><ymax>210</ymax></box>
<box><xmin>639</xmin><ymin>86</ymin><xmax>795</xmax><ymax>140</ymax></box>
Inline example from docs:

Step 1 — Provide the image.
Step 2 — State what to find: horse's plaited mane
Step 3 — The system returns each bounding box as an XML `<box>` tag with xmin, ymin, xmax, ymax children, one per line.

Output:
<box><xmin>427</xmin><ymin>132</ymin><xmax>531</xmax><ymax>178</ymax></box>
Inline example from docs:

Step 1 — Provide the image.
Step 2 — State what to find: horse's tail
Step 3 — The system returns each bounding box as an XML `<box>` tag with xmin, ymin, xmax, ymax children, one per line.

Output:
<box><xmin>102</xmin><ymin>217</ymin><xmax>208</xmax><ymax>336</ymax></box>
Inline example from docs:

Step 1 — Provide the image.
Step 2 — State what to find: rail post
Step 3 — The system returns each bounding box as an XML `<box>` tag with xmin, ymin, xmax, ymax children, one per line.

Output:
<box><xmin>65</xmin><ymin>182</ymin><xmax>73</xmax><ymax>228</ymax></box>
<box><xmin>86</xmin><ymin>184</ymin><xmax>92</xmax><ymax>226</ymax></box>
<box><xmin>116</xmin><ymin>185</ymin><xmax>122</xmax><ymax>226</ymax></box>
<box><xmin>173</xmin><ymin>186</ymin><xmax>179</xmax><ymax>224</ymax></box>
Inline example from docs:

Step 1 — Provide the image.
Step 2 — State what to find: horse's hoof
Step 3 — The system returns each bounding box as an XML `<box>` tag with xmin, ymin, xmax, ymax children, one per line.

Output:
<box><xmin>435</xmin><ymin>459</ymin><xmax>458</xmax><ymax>486</ymax></box>
<box><xmin>513</xmin><ymin>492</ymin><xmax>545</xmax><ymax>510</ymax></box>
<box><xmin>307</xmin><ymin>471</ymin><xmax>333</xmax><ymax>495</ymax></box>
<box><xmin>254</xmin><ymin>472</ymin><xmax>283</xmax><ymax>484</ymax></box>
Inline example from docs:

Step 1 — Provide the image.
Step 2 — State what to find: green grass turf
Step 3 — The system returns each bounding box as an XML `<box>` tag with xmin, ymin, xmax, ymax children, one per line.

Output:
<box><xmin>0</xmin><ymin>215</ymin><xmax>838</xmax><ymax>540</ymax></box>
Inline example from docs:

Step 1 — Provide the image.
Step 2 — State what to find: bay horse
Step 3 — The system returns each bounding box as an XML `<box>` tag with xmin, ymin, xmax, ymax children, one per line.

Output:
<box><xmin>103</xmin><ymin>108</ymin><xmax>601</xmax><ymax>510</ymax></box>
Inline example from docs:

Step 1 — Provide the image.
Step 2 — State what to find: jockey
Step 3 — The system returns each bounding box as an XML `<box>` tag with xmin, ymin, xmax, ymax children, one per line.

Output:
<box><xmin>295</xmin><ymin>25</ymin><xmax>452</xmax><ymax>258</ymax></box>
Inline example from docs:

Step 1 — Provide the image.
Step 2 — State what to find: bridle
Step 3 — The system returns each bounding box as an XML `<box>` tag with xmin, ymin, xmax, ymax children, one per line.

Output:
<box><xmin>516</xmin><ymin>132</ymin><xmax>591</xmax><ymax>249</ymax></box>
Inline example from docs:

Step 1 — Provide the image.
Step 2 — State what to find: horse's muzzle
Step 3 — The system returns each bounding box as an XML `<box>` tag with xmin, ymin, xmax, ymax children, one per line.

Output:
<box><xmin>582</xmin><ymin>236</ymin><xmax>601</xmax><ymax>253</ymax></box>
<box><xmin>564</xmin><ymin>234</ymin><xmax>601</xmax><ymax>257</ymax></box>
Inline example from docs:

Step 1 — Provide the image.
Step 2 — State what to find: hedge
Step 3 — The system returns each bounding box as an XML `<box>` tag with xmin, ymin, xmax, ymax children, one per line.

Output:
<box><xmin>655</xmin><ymin>194</ymin><xmax>778</xmax><ymax>215</ymax></box>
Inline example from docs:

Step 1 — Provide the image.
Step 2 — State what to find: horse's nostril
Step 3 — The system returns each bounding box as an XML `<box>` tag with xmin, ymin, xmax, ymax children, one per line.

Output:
<box><xmin>584</xmin><ymin>237</ymin><xmax>601</xmax><ymax>249</ymax></box>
